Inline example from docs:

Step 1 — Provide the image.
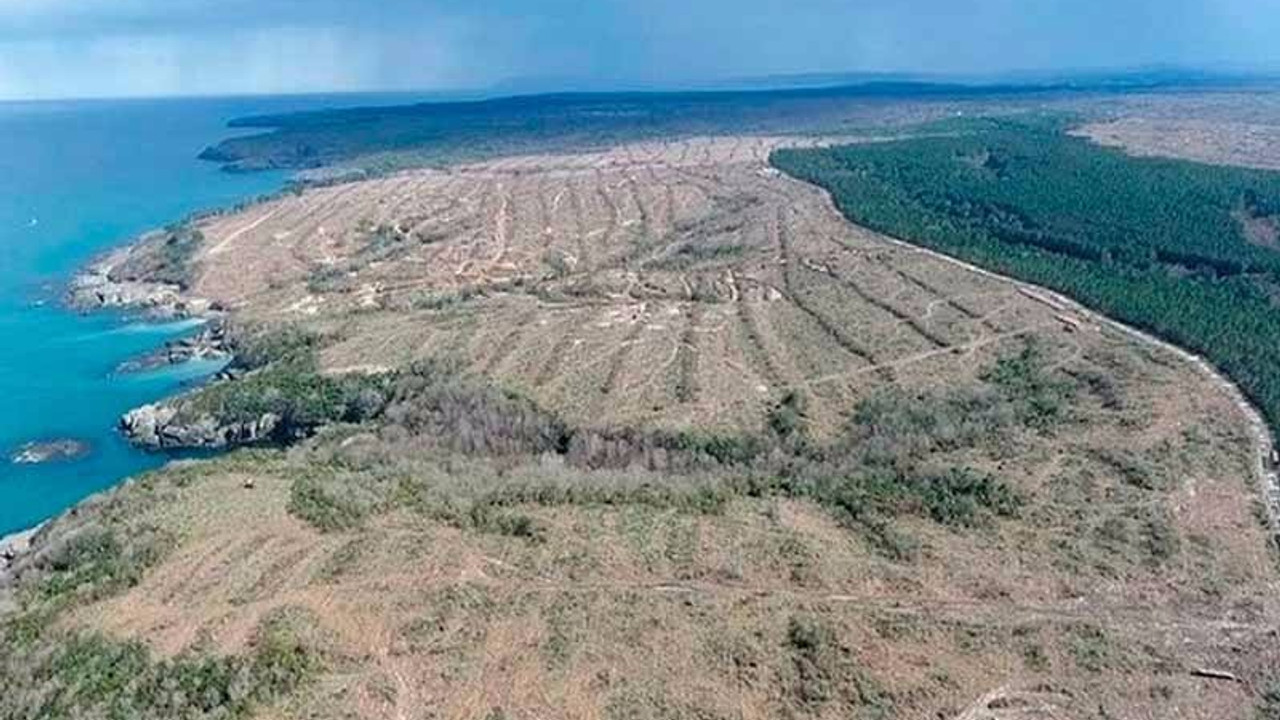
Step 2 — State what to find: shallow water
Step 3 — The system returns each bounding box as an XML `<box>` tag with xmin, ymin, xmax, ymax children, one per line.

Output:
<box><xmin>0</xmin><ymin>93</ymin><xmax>424</xmax><ymax>535</ymax></box>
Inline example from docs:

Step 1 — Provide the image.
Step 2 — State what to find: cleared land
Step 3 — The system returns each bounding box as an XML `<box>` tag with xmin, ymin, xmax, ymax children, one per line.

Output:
<box><xmin>3</xmin><ymin>132</ymin><xmax>1279</xmax><ymax>719</ymax></box>
<box><xmin>31</xmin><ymin>346</ymin><xmax>1280</xmax><ymax>720</ymax></box>
<box><xmin>187</xmin><ymin>136</ymin><xmax>1124</xmax><ymax>438</ymax></box>
<box><xmin>1078</xmin><ymin>118</ymin><xmax>1280</xmax><ymax>171</ymax></box>
<box><xmin>1072</xmin><ymin>91</ymin><xmax>1280</xmax><ymax>170</ymax></box>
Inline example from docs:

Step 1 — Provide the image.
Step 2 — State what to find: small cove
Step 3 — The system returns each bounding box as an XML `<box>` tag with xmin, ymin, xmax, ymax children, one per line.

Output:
<box><xmin>0</xmin><ymin>93</ymin><xmax>423</xmax><ymax>534</ymax></box>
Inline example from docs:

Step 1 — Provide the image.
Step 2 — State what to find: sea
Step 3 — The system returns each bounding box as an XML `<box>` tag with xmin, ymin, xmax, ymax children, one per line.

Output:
<box><xmin>0</xmin><ymin>93</ymin><xmax>430</xmax><ymax>536</ymax></box>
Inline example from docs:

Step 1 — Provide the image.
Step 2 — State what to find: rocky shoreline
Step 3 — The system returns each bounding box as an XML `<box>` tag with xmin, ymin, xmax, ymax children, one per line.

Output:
<box><xmin>64</xmin><ymin>228</ymin><xmax>262</xmax><ymax>452</ymax></box>
<box><xmin>114</xmin><ymin>320</ymin><xmax>232</xmax><ymax>374</ymax></box>
<box><xmin>0</xmin><ymin>524</ymin><xmax>42</xmax><ymax>591</ymax></box>
<box><xmin>66</xmin><ymin>241</ymin><xmax>218</xmax><ymax>320</ymax></box>
<box><xmin>68</xmin><ymin>247</ymin><xmax>185</xmax><ymax>317</ymax></box>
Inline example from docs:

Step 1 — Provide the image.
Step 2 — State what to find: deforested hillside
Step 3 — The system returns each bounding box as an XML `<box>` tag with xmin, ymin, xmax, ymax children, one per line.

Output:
<box><xmin>773</xmin><ymin>116</ymin><xmax>1280</xmax><ymax>440</ymax></box>
<box><xmin>7</xmin><ymin>127</ymin><xmax>1280</xmax><ymax>719</ymax></box>
<box><xmin>123</xmin><ymin>136</ymin><xmax>1175</xmax><ymax>441</ymax></box>
<box><xmin>2</xmin><ymin>310</ymin><xmax>1277</xmax><ymax>719</ymax></box>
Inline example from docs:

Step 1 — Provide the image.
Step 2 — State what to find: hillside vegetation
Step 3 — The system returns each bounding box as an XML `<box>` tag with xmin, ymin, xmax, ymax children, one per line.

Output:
<box><xmin>3</xmin><ymin>328</ymin><xmax>1277</xmax><ymax>718</ymax></box>
<box><xmin>773</xmin><ymin>116</ymin><xmax>1280</xmax><ymax>435</ymax></box>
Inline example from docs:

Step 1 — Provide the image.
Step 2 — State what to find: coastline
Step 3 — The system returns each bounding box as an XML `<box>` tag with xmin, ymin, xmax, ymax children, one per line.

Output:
<box><xmin>0</xmin><ymin>523</ymin><xmax>43</xmax><ymax>575</ymax></box>
<box><xmin>0</xmin><ymin>96</ymin><xmax>315</xmax><ymax>554</ymax></box>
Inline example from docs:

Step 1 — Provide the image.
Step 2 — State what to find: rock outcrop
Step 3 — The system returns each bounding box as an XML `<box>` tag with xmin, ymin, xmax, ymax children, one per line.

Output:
<box><xmin>67</xmin><ymin>243</ymin><xmax>217</xmax><ymax>319</ymax></box>
<box><xmin>115</xmin><ymin>321</ymin><xmax>232</xmax><ymax>374</ymax></box>
<box><xmin>120</xmin><ymin>403</ymin><xmax>282</xmax><ymax>451</ymax></box>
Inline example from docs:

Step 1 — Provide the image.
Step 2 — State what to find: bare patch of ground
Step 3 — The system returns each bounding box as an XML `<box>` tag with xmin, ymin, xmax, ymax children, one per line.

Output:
<box><xmin>1234</xmin><ymin>204</ymin><xmax>1280</xmax><ymax>250</ymax></box>
<box><xmin>66</xmin><ymin>364</ymin><xmax>1280</xmax><ymax>720</ymax></box>
<box><xmin>1075</xmin><ymin>117</ymin><xmax>1280</xmax><ymax>171</ymax></box>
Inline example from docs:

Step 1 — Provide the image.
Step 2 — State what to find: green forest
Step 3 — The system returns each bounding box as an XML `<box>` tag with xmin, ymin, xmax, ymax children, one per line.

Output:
<box><xmin>772</xmin><ymin>116</ymin><xmax>1280</xmax><ymax>435</ymax></box>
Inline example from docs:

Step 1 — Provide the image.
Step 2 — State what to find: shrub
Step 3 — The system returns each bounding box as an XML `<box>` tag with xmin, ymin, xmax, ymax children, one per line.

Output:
<box><xmin>467</xmin><ymin>504</ymin><xmax>543</xmax><ymax>541</ymax></box>
<box><xmin>289</xmin><ymin>472</ymin><xmax>392</xmax><ymax>532</ymax></box>
<box><xmin>107</xmin><ymin>226</ymin><xmax>204</xmax><ymax>289</ymax></box>
<box><xmin>1066</xmin><ymin>623</ymin><xmax>1114</xmax><ymax>672</ymax></box>
<box><xmin>381</xmin><ymin>360</ymin><xmax>570</xmax><ymax>456</ymax></box>
<box><xmin>645</xmin><ymin>242</ymin><xmax>746</xmax><ymax>271</ymax></box>
<box><xmin>227</xmin><ymin>325</ymin><xmax>324</xmax><ymax>370</ymax></box>
<box><xmin>913</xmin><ymin>468</ymin><xmax>1022</xmax><ymax>527</ymax></box>
<box><xmin>1259</xmin><ymin>682</ymin><xmax>1280</xmax><ymax>720</ymax></box>
<box><xmin>767</xmin><ymin>390</ymin><xmax>811</xmax><ymax>448</ymax></box>
<box><xmin>0</xmin><ymin>613</ymin><xmax>318</xmax><ymax>720</ymax></box>
<box><xmin>177</xmin><ymin>357</ymin><xmax>392</xmax><ymax>438</ymax></box>
<box><xmin>784</xmin><ymin>615</ymin><xmax>891</xmax><ymax>717</ymax></box>
<box><xmin>31</xmin><ymin>524</ymin><xmax>171</xmax><ymax>606</ymax></box>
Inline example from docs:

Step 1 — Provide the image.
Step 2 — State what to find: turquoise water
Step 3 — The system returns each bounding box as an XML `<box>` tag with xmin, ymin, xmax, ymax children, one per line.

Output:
<box><xmin>0</xmin><ymin>94</ymin><xmax>422</xmax><ymax>535</ymax></box>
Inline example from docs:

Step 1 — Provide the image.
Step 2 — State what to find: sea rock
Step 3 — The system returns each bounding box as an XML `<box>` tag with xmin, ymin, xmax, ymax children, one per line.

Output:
<box><xmin>9</xmin><ymin>439</ymin><xmax>91</xmax><ymax>465</ymax></box>
<box><xmin>119</xmin><ymin>403</ymin><xmax>180</xmax><ymax>449</ymax></box>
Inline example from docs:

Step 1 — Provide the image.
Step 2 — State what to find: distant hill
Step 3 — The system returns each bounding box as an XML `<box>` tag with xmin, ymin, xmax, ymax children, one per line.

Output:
<box><xmin>198</xmin><ymin>72</ymin><xmax>1272</xmax><ymax>172</ymax></box>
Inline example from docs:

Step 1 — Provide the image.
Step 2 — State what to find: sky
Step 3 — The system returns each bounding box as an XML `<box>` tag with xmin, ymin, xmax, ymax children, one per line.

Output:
<box><xmin>0</xmin><ymin>0</ymin><xmax>1277</xmax><ymax>100</ymax></box>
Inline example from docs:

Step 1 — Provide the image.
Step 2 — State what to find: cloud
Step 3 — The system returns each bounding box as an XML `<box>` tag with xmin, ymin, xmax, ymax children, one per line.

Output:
<box><xmin>0</xmin><ymin>3</ymin><xmax>482</xmax><ymax>99</ymax></box>
<box><xmin>0</xmin><ymin>0</ymin><xmax>1275</xmax><ymax>100</ymax></box>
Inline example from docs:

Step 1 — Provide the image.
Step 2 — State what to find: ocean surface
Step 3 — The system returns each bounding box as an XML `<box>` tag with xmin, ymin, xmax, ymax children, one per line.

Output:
<box><xmin>0</xmin><ymin>93</ymin><xmax>428</xmax><ymax>536</ymax></box>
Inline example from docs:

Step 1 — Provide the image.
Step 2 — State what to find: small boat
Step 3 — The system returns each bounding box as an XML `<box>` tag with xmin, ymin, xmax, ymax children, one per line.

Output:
<box><xmin>27</xmin><ymin>217</ymin><xmax>38</xmax><ymax>228</ymax></box>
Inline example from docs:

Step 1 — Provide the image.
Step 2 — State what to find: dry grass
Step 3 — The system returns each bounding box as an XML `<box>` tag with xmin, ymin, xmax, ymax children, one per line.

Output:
<box><xmin>1075</xmin><ymin>117</ymin><xmax>1280</xmax><ymax>171</ymax></box>
<box><xmin>46</xmin><ymin>326</ymin><xmax>1280</xmax><ymax>719</ymax></box>
<box><xmin>56</xmin><ymin>393</ymin><xmax>1276</xmax><ymax>720</ymax></box>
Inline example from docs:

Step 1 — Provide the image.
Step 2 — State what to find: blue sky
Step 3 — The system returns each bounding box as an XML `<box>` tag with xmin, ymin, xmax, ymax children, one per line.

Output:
<box><xmin>0</xmin><ymin>0</ymin><xmax>1276</xmax><ymax>99</ymax></box>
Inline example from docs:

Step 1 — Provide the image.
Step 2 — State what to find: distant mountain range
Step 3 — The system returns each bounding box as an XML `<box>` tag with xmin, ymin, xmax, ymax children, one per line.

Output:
<box><xmin>489</xmin><ymin>65</ymin><xmax>1280</xmax><ymax>96</ymax></box>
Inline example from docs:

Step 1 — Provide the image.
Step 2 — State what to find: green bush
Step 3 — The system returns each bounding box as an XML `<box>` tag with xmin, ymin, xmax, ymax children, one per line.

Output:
<box><xmin>1259</xmin><ymin>682</ymin><xmax>1280</xmax><ymax>720</ymax></box>
<box><xmin>981</xmin><ymin>342</ymin><xmax>1076</xmax><ymax>430</ymax></box>
<box><xmin>783</xmin><ymin>615</ymin><xmax>891</xmax><ymax>717</ymax></box>
<box><xmin>1</xmin><ymin>613</ymin><xmax>318</xmax><ymax>720</ymax></box>
<box><xmin>178</xmin><ymin>357</ymin><xmax>392</xmax><ymax>436</ymax></box>
<box><xmin>107</xmin><ymin>226</ymin><xmax>204</xmax><ymax>289</ymax></box>
<box><xmin>767</xmin><ymin>390</ymin><xmax>811</xmax><ymax>448</ymax></box>
<box><xmin>32</xmin><ymin>525</ymin><xmax>171</xmax><ymax>606</ymax></box>
<box><xmin>288</xmin><ymin>472</ymin><xmax>391</xmax><ymax>532</ymax></box>
<box><xmin>228</xmin><ymin>326</ymin><xmax>323</xmax><ymax>370</ymax></box>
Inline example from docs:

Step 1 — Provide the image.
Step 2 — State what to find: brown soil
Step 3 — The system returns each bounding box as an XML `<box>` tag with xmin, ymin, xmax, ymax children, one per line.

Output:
<box><xmin>71</xmin><ymin>364</ymin><xmax>1280</xmax><ymax>720</ymax></box>
<box><xmin>1234</xmin><ymin>205</ymin><xmax>1280</xmax><ymax>250</ymax></box>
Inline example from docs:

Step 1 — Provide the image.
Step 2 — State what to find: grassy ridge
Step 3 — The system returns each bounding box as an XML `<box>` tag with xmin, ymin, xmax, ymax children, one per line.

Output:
<box><xmin>773</xmin><ymin>116</ymin><xmax>1280</xmax><ymax>435</ymax></box>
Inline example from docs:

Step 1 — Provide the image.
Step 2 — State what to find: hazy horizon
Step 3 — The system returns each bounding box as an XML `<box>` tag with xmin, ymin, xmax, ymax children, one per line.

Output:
<box><xmin>2</xmin><ymin>0</ymin><xmax>1278</xmax><ymax>101</ymax></box>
